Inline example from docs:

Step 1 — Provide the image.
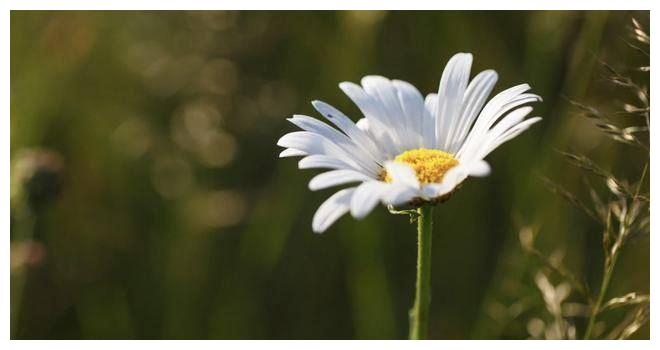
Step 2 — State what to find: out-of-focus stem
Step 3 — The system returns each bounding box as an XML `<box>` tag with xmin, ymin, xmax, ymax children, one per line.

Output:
<box><xmin>584</xmin><ymin>247</ymin><xmax>620</xmax><ymax>339</ymax></box>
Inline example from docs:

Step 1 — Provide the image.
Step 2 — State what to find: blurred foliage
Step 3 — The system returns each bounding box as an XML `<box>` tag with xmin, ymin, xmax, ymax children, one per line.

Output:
<box><xmin>514</xmin><ymin>18</ymin><xmax>649</xmax><ymax>340</ymax></box>
<box><xmin>10</xmin><ymin>10</ymin><xmax>649</xmax><ymax>339</ymax></box>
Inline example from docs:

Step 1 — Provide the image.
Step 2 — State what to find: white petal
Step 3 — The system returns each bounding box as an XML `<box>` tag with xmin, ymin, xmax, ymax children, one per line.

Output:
<box><xmin>278</xmin><ymin>131</ymin><xmax>351</xmax><ymax>165</ymax></box>
<box><xmin>425</xmin><ymin>93</ymin><xmax>438</xmax><ymax>113</ymax></box>
<box><xmin>382</xmin><ymin>185</ymin><xmax>419</xmax><ymax>206</ymax></box>
<box><xmin>420</xmin><ymin>164</ymin><xmax>468</xmax><ymax>198</ymax></box>
<box><xmin>464</xmin><ymin>106</ymin><xmax>534</xmax><ymax>162</ymax></box>
<box><xmin>356</xmin><ymin>118</ymin><xmax>369</xmax><ymax>132</ymax></box>
<box><xmin>436</xmin><ymin>53</ymin><xmax>473</xmax><ymax>150</ymax></box>
<box><xmin>309</xmin><ymin>169</ymin><xmax>372</xmax><ymax>191</ymax></box>
<box><xmin>339</xmin><ymin>81</ymin><xmax>399</xmax><ymax>158</ymax></box>
<box><xmin>288</xmin><ymin>115</ymin><xmax>340</xmax><ymax>137</ymax></box>
<box><xmin>287</xmin><ymin>116</ymin><xmax>380</xmax><ymax>174</ymax></box>
<box><xmin>469</xmin><ymin>107</ymin><xmax>537</xmax><ymax>161</ymax></box>
<box><xmin>350</xmin><ymin>181</ymin><xmax>389</xmax><ymax>219</ymax></box>
<box><xmin>361</xmin><ymin>76</ymin><xmax>411</xmax><ymax>152</ymax></box>
<box><xmin>488</xmin><ymin>106</ymin><xmax>533</xmax><ymax>138</ymax></box>
<box><xmin>279</xmin><ymin>148</ymin><xmax>306</xmax><ymax>158</ymax></box>
<box><xmin>464</xmin><ymin>87</ymin><xmax>539</xmax><ymax>142</ymax></box>
<box><xmin>462</xmin><ymin>83</ymin><xmax>530</xmax><ymax>144</ymax></box>
<box><xmin>361</xmin><ymin>76</ymin><xmax>404</xmax><ymax>121</ymax></box>
<box><xmin>277</xmin><ymin>131</ymin><xmax>331</xmax><ymax>154</ymax></box>
<box><xmin>393</xmin><ymin>79</ymin><xmax>426</xmax><ymax>148</ymax></box>
<box><xmin>446</xmin><ymin>69</ymin><xmax>498</xmax><ymax>153</ymax></box>
<box><xmin>312</xmin><ymin>188</ymin><xmax>356</xmax><ymax>233</ymax></box>
<box><xmin>479</xmin><ymin>117</ymin><xmax>542</xmax><ymax>158</ymax></box>
<box><xmin>278</xmin><ymin>131</ymin><xmax>378</xmax><ymax>177</ymax></box>
<box><xmin>444</xmin><ymin>164</ymin><xmax>469</xmax><ymax>183</ymax></box>
<box><xmin>311</xmin><ymin>100</ymin><xmax>384</xmax><ymax>162</ymax></box>
<box><xmin>298</xmin><ymin>155</ymin><xmax>353</xmax><ymax>171</ymax></box>
<box><xmin>467</xmin><ymin>160</ymin><xmax>491</xmax><ymax>177</ymax></box>
<box><xmin>459</xmin><ymin>86</ymin><xmax>541</xmax><ymax>161</ymax></box>
<box><xmin>383</xmin><ymin>161</ymin><xmax>419</xmax><ymax>189</ymax></box>
<box><xmin>420</xmin><ymin>183</ymin><xmax>453</xmax><ymax>199</ymax></box>
<box><xmin>423</xmin><ymin>93</ymin><xmax>438</xmax><ymax>148</ymax></box>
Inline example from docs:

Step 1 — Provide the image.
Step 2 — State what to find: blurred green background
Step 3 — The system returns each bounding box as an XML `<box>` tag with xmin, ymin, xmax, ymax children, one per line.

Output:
<box><xmin>10</xmin><ymin>10</ymin><xmax>649</xmax><ymax>339</ymax></box>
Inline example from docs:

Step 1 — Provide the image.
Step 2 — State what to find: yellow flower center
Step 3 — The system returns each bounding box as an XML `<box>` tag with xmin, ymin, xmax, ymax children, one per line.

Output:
<box><xmin>382</xmin><ymin>148</ymin><xmax>459</xmax><ymax>184</ymax></box>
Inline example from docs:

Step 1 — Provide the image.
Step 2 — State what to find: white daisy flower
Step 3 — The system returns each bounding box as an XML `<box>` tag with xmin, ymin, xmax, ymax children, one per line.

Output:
<box><xmin>277</xmin><ymin>52</ymin><xmax>542</xmax><ymax>233</ymax></box>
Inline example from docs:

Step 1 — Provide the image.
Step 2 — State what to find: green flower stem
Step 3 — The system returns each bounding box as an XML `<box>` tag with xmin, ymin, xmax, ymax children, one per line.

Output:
<box><xmin>409</xmin><ymin>205</ymin><xmax>434</xmax><ymax>340</ymax></box>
